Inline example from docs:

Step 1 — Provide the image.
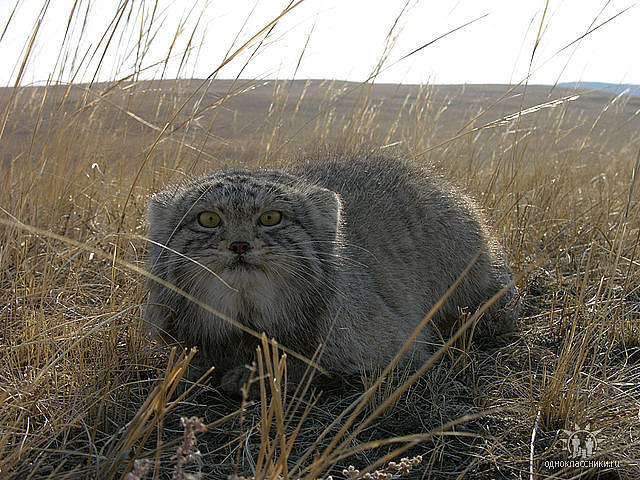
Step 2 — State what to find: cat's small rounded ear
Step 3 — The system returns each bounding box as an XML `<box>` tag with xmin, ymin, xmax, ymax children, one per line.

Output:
<box><xmin>146</xmin><ymin>188</ymin><xmax>182</xmax><ymax>258</ymax></box>
<box><xmin>306</xmin><ymin>185</ymin><xmax>343</xmax><ymax>239</ymax></box>
<box><xmin>147</xmin><ymin>187</ymin><xmax>179</xmax><ymax>224</ymax></box>
<box><xmin>148</xmin><ymin>187</ymin><xmax>177</xmax><ymax>209</ymax></box>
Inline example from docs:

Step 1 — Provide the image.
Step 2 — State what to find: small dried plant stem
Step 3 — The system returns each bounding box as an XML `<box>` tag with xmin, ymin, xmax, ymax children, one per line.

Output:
<box><xmin>530</xmin><ymin>409</ymin><xmax>541</xmax><ymax>480</ymax></box>
<box><xmin>234</xmin><ymin>363</ymin><xmax>255</xmax><ymax>478</ymax></box>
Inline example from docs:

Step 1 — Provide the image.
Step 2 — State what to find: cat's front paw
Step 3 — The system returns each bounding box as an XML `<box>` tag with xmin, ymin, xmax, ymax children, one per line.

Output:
<box><xmin>220</xmin><ymin>364</ymin><xmax>258</xmax><ymax>398</ymax></box>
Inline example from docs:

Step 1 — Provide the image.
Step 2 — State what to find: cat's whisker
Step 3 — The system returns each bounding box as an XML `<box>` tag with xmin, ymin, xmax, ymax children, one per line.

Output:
<box><xmin>146</xmin><ymin>238</ymin><xmax>236</xmax><ymax>291</ymax></box>
<box><xmin>272</xmin><ymin>266</ymin><xmax>349</xmax><ymax>301</ymax></box>
<box><xmin>267</xmin><ymin>250</ymin><xmax>365</xmax><ymax>269</ymax></box>
<box><xmin>293</xmin><ymin>239</ymin><xmax>378</xmax><ymax>259</ymax></box>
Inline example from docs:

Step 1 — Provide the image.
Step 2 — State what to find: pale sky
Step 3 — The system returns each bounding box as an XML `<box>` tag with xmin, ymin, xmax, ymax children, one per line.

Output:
<box><xmin>1</xmin><ymin>0</ymin><xmax>639</xmax><ymax>87</ymax></box>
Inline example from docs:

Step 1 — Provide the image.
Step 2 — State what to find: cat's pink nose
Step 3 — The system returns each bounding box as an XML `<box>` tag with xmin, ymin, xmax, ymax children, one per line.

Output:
<box><xmin>229</xmin><ymin>241</ymin><xmax>251</xmax><ymax>255</ymax></box>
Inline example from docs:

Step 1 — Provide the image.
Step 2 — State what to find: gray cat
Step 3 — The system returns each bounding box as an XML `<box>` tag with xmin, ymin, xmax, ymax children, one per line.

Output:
<box><xmin>144</xmin><ymin>155</ymin><xmax>519</xmax><ymax>393</ymax></box>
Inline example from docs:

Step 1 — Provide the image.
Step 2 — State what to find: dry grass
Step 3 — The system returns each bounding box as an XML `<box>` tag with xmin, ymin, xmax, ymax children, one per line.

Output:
<box><xmin>2</xmin><ymin>2</ymin><xmax>640</xmax><ymax>479</ymax></box>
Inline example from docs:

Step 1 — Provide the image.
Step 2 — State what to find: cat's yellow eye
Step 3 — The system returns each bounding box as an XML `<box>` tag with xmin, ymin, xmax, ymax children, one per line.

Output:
<box><xmin>198</xmin><ymin>211</ymin><xmax>221</xmax><ymax>228</ymax></box>
<box><xmin>259</xmin><ymin>210</ymin><xmax>281</xmax><ymax>226</ymax></box>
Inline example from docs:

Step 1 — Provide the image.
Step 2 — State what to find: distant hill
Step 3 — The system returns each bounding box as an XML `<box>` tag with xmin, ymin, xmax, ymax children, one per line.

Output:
<box><xmin>2</xmin><ymin>80</ymin><xmax>639</xmax><ymax>169</ymax></box>
<box><xmin>558</xmin><ymin>81</ymin><xmax>640</xmax><ymax>96</ymax></box>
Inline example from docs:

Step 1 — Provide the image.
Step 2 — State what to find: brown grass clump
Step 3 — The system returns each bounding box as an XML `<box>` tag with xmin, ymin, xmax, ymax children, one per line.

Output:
<box><xmin>2</xmin><ymin>2</ymin><xmax>640</xmax><ymax>479</ymax></box>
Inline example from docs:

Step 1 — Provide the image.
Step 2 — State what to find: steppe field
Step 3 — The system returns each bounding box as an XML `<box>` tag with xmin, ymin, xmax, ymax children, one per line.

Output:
<box><xmin>1</xmin><ymin>5</ymin><xmax>640</xmax><ymax>479</ymax></box>
<box><xmin>1</xmin><ymin>76</ymin><xmax>639</xmax><ymax>479</ymax></box>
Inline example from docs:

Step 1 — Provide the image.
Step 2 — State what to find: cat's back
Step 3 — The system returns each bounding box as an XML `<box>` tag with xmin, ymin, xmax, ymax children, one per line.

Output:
<box><xmin>289</xmin><ymin>155</ymin><xmax>481</xmax><ymax>253</ymax></box>
<box><xmin>289</xmin><ymin>155</ymin><xmax>493</xmax><ymax>319</ymax></box>
<box><xmin>290</xmin><ymin>154</ymin><xmax>423</xmax><ymax>206</ymax></box>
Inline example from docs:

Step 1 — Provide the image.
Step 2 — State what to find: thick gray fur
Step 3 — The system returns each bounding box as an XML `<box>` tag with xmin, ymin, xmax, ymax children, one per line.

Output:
<box><xmin>144</xmin><ymin>155</ymin><xmax>520</xmax><ymax>391</ymax></box>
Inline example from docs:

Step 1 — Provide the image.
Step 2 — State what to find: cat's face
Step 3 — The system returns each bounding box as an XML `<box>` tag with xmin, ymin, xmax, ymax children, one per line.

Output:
<box><xmin>146</xmin><ymin>170</ymin><xmax>342</xmax><ymax>325</ymax></box>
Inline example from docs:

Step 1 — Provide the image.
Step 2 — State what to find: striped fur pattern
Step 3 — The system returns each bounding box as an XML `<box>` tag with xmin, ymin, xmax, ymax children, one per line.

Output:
<box><xmin>144</xmin><ymin>155</ymin><xmax>520</xmax><ymax>392</ymax></box>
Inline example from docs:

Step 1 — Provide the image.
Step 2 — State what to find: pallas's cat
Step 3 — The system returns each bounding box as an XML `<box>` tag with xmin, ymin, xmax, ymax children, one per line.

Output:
<box><xmin>144</xmin><ymin>155</ymin><xmax>519</xmax><ymax>392</ymax></box>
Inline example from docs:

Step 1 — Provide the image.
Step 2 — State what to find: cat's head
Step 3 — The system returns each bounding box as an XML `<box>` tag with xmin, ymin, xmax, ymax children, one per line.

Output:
<box><xmin>146</xmin><ymin>169</ymin><xmax>343</xmax><ymax>302</ymax></box>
